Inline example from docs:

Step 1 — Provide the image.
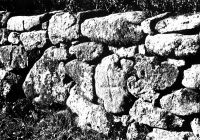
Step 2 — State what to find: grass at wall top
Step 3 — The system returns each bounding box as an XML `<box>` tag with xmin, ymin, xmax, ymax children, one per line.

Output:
<box><xmin>0</xmin><ymin>0</ymin><xmax>200</xmax><ymax>15</ymax></box>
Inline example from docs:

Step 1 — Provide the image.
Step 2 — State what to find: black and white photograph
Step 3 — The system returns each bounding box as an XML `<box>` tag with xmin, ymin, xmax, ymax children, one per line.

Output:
<box><xmin>0</xmin><ymin>0</ymin><xmax>200</xmax><ymax>139</ymax></box>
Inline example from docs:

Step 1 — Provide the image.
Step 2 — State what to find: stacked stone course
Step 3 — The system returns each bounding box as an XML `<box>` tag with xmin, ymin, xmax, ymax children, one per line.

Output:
<box><xmin>1</xmin><ymin>9</ymin><xmax>200</xmax><ymax>139</ymax></box>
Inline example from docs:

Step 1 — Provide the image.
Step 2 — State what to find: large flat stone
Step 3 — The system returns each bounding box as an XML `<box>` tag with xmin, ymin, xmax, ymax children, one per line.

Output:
<box><xmin>81</xmin><ymin>11</ymin><xmax>147</xmax><ymax>46</ymax></box>
<box><xmin>160</xmin><ymin>88</ymin><xmax>200</xmax><ymax>116</ymax></box>
<box><xmin>23</xmin><ymin>46</ymin><xmax>69</xmax><ymax>106</ymax></box>
<box><xmin>20</xmin><ymin>30</ymin><xmax>47</xmax><ymax>51</ymax></box>
<box><xmin>146</xmin><ymin>128</ymin><xmax>197</xmax><ymax>140</ymax></box>
<box><xmin>155</xmin><ymin>12</ymin><xmax>200</xmax><ymax>33</ymax></box>
<box><xmin>129</xmin><ymin>99</ymin><xmax>185</xmax><ymax>130</ymax></box>
<box><xmin>145</xmin><ymin>34</ymin><xmax>200</xmax><ymax>58</ymax></box>
<box><xmin>7</xmin><ymin>13</ymin><xmax>48</xmax><ymax>31</ymax></box>
<box><xmin>66</xmin><ymin>86</ymin><xmax>110</xmax><ymax>135</ymax></box>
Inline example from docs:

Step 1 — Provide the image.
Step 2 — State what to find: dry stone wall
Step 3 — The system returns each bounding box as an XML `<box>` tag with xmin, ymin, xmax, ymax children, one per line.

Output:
<box><xmin>1</xmin><ymin>9</ymin><xmax>200</xmax><ymax>139</ymax></box>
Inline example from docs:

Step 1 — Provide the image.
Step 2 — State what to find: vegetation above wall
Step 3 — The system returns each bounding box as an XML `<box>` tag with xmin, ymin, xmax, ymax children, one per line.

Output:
<box><xmin>0</xmin><ymin>0</ymin><xmax>200</xmax><ymax>15</ymax></box>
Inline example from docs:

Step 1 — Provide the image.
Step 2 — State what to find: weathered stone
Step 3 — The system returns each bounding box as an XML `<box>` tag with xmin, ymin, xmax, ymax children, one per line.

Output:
<box><xmin>95</xmin><ymin>54</ymin><xmax>134</xmax><ymax>113</ymax></box>
<box><xmin>110</xmin><ymin>46</ymin><xmax>137</xmax><ymax>58</ymax></box>
<box><xmin>0</xmin><ymin>28</ymin><xmax>8</xmax><ymax>45</ymax></box>
<box><xmin>129</xmin><ymin>99</ymin><xmax>185</xmax><ymax>129</ymax></box>
<box><xmin>146</xmin><ymin>128</ymin><xmax>197</xmax><ymax>140</ymax></box>
<box><xmin>127</xmin><ymin>55</ymin><xmax>179</xmax><ymax>100</ymax></box>
<box><xmin>69</xmin><ymin>42</ymin><xmax>104</xmax><ymax>62</ymax></box>
<box><xmin>20</xmin><ymin>30</ymin><xmax>47</xmax><ymax>51</ymax></box>
<box><xmin>81</xmin><ymin>11</ymin><xmax>147</xmax><ymax>46</ymax></box>
<box><xmin>8</xmin><ymin>32</ymin><xmax>20</xmax><ymax>45</ymax></box>
<box><xmin>0</xmin><ymin>11</ymin><xmax>11</xmax><ymax>28</ymax></box>
<box><xmin>23</xmin><ymin>46</ymin><xmax>69</xmax><ymax>106</ymax></box>
<box><xmin>160</xmin><ymin>88</ymin><xmax>200</xmax><ymax>116</ymax></box>
<box><xmin>65</xmin><ymin>60</ymin><xmax>95</xmax><ymax>101</ymax></box>
<box><xmin>0</xmin><ymin>69</ymin><xmax>21</xmax><ymax>101</ymax></box>
<box><xmin>141</xmin><ymin>12</ymin><xmax>171</xmax><ymax>34</ymax></box>
<box><xmin>191</xmin><ymin>118</ymin><xmax>200</xmax><ymax>137</ymax></box>
<box><xmin>163</xmin><ymin>59</ymin><xmax>185</xmax><ymax>68</ymax></box>
<box><xmin>138</xmin><ymin>44</ymin><xmax>146</xmax><ymax>55</ymax></box>
<box><xmin>145</xmin><ymin>34</ymin><xmax>200</xmax><ymax>58</ymax></box>
<box><xmin>126</xmin><ymin>122</ymin><xmax>151</xmax><ymax>140</ymax></box>
<box><xmin>155</xmin><ymin>12</ymin><xmax>200</xmax><ymax>33</ymax></box>
<box><xmin>182</xmin><ymin>64</ymin><xmax>200</xmax><ymax>89</ymax></box>
<box><xmin>66</xmin><ymin>86</ymin><xmax>110</xmax><ymax>135</ymax></box>
<box><xmin>7</xmin><ymin>13</ymin><xmax>48</xmax><ymax>31</ymax></box>
<box><xmin>48</xmin><ymin>12</ymin><xmax>79</xmax><ymax>45</ymax></box>
<box><xmin>0</xmin><ymin>45</ymin><xmax>28</xmax><ymax>71</ymax></box>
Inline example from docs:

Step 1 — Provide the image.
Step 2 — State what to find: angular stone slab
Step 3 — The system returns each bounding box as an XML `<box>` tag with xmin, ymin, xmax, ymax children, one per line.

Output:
<box><xmin>127</xmin><ymin>55</ymin><xmax>179</xmax><ymax>100</ymax></box>
<box><xmin>81</xmin><ymin>11</ymin><xmax>147</xmax><ymax>46</ymax></box>
<box><xmin>146</xmin><ymin>128</ymin><xmax>197</xmax><ymax>140</ymax></box>
<box><xmin>129</xmin><ymin>99</ymin><xmax>185</xmax><ymax>130</ymax></box>
<box><xmin>160</xmin><ymin>88</ymin><xmax>200</xmax><ymax>116</ymax></box>
<box><xmin>48</xmin><ymin>12</ymin><xmax>79</xmax><ymax>45</ymax></box>
<box><xmin>182</xmin><ymin>64</ymin><xmax>200</xmax><ymax>89</ymax></box>
<box><xmin>66</xmin><ymin>86</ymin><xmax>110</xmax><ymax>135</ymax></box>
<box><xmin>95</xmin><ymin>54</ymin><xmax>134</xmax><ymax>113</ymax></box>
<box><xmin>20</xmin><ymin>30</ymin><xmax>47</xmax><ymax>51</ymax></box>
<box><xmin>145</xmin><ymin>34</ymin><xmax>200</xmax><ymax>58</ymax></box>
<box><xmin>141</xmin><ymin>12</ymin><xmax>171</xmax><ymax>34</ymax></box>
<box><xmin>7</xmin><ymin>13</ymin><xmax>48</xmax><ymax>31</ymax></box>
<box><xmin>69</xmin><ymin>42</ymin><xmax>104</xmax><ymax>62</ymax></box>
<box><xmin>23</xmin><ymin>46</ymin><xmax>69</xmax><ymax>106</ymax></box>
<box><xmin>65</xmin><ymin>60</ymin><xmax>95</xmax><ymax>101</ymax></box>
<box><xmin>155</xmin><ymin>12</ymin><xmax>200</xmax><ymax>33</ymax></box>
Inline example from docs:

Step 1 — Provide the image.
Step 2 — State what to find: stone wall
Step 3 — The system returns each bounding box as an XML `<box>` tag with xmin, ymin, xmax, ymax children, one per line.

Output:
<box><xmin>1</xmin><ymin>10</ymin><xmax>200</xmax><ymax>139</ymax></box>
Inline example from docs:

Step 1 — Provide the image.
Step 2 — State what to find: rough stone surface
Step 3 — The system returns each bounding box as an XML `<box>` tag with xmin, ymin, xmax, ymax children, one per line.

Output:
<box><xmin>129</xmin><ymin>99</ymin><xmax>185</xmax><ymax>129</ymax></box>
<box><xmin>191</xmin><ymin>118</ymin><xmax>200</xmax><ymax>137</ymax></box>
<box><xmin>65</xmin><ymin>60</ymin><xmax>95</xmax><ymax>101</ymax></box>
<box><xmin>7</xmin><ymin>13</ymin><xmax>48</xmax><ymax>31</ymax></box>
<box><xmin>146</xmin><ymin>128</ymin><xmax>197</xmax><ymax>140</ymax></box>
<box><xmin>66</xmin><ymin>86</ymin><xmax>110</xmax><ymax>135</ymax></box>
<box><xmin>145</xmin><ymin>34</ymin><xmax>200</xmax><ymax>58</ymax></box>
<box><xmin>0</xmin><ymin>45</ymin><xmax>28</xmax><ymax>71</ymax></box>
<box><xmin>95</xmin><ymin>54</ymin><xmax>134</xmax><ymax>113</ymax></box>
<box><xmin>127</xmin><ymin>55</ymin><xmax>179</xmax><ymax>100</ymax></box>
<box><xmin>163</xmin><ymin>59</ymin><xmax>185</xmax><ymax>68</ymax></box>
<box><xmin>155</xmin><ymin>12</ymin><xmax>200</xmax><ymax>33</ymax></box>
<box><xmin>48</xmin><ymin>12</ymin><xmax>79</xmax><ymax>45</ymax></box>
<box><xmin>23</xmin><ymin>46</ymin><xmax>69</xmax><ymax>106</ymax></box>
<box><xmin>141</xmin><ymin>12</ymin><xmax>171</xmax><ymax>34</ymax></box>
<box><xmin>0</xmin><ymin>28</ymin><xmax>8</xmax><ymax>45</ymax></box>
<box><xmin>160</xmin><ymin>88</ymin><xmax>200</xmax><ymax>116</ymax></box>
<box><xmin>81</xmin><ymin>11</ymin><xmax>147</xmax><ymax>46</ymax></box>
<box><xmin>182</xmin><ymin>64</ymin><xmax>200</xmax><ymax>89</ymax></box>
<box><xmin>109</xmin><ymin>46</ymin><xmax>137</xmax><ymax>58</ymax></box>
<box><xmin>69</xmin><ymin>42</ymin><xmax>104</xmax><ymax>62</ymax></box>
<box><xmin>8</xmin><ymin>32</ymin><xmax>20</xmax><ymax>45</ymax></box>
<box><xmin>20</xmin><ymin>30</ymin><xmax>47</xmax><ymax>51</ymax></box>
<box><xmin>126</xmin><ymin>122</ymin><xmax>151</xmax><ymax>140</ymax></box>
